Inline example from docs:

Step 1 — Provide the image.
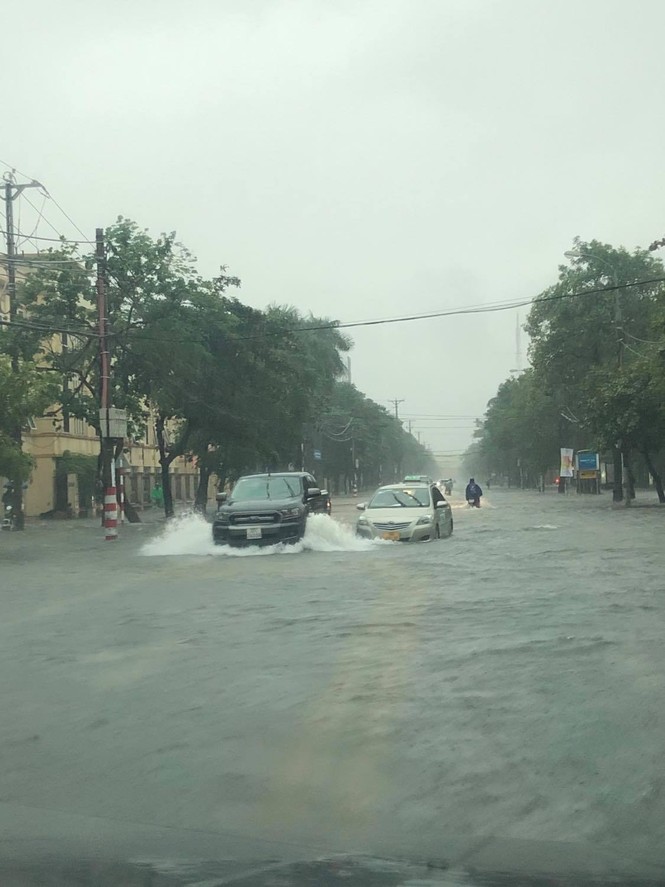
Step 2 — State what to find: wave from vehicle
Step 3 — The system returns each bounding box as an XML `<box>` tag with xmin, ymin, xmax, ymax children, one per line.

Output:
<box><xmin>141</xmin><ymin>512</ymin><xmax>377</xmax><ymax>557</ymax></box>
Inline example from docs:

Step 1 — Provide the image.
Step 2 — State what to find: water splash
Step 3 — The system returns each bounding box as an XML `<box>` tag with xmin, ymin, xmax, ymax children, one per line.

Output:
<box><xmin>141</xmin><ymin>512</ymin><xmax>377</xmax><ymax>557</ymax></box>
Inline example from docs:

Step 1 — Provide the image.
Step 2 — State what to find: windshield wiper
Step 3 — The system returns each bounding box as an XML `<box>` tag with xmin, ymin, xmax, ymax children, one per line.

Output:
<box><xmin>400</xmin><ymin>491</ymin><xmax>427</xmax><ymax>506</ymax></box>
<box><xmin>283</xmin><ymin>480</ymin><xmax>298</xmax><ymax>497</ymax></box>
<box><xmin>390</xmin><ymin>493</ymin><xmax>407</xmax><ymax>507</ymax></box>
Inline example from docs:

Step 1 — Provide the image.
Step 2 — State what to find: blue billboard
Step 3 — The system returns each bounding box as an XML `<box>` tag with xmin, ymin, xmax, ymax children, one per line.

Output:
<box><xmin>577</xmin><ymin>451</ymin><xmax>599</xmax><ymax>471</ymax></box>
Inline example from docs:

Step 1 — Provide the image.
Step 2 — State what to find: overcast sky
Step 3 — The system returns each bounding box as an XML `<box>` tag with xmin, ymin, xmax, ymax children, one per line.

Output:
<box><xmin>4</xmin><ymin>0</ymin><xmax>665</xmax><ymax>470</ymax></box>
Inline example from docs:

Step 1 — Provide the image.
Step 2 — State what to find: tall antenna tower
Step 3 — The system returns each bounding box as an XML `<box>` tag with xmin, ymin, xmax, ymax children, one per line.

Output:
<box><xmin>510</xmin><ymin>313</ymin><xmax>522</xmax><ymax>374</ymax></box>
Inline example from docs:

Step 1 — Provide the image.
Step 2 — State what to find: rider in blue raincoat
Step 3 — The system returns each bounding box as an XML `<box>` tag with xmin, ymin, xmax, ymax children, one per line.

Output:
<box><xmin>465</xmin><ymin>478</ymin><xmax>483</xmax><ymax>507</ymax></box>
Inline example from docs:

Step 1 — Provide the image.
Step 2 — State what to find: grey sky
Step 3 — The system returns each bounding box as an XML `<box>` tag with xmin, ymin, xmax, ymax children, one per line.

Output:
<box><xmin>5</xmin><ymin>0</ymin><xmax>665</xmax><ymax>470</ymax></box>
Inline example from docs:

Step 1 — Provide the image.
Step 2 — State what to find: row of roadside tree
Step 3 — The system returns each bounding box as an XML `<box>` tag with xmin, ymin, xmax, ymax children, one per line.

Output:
<box><xmin>464</xmin><ymin>238</ymin><xmax>665</xmax><ymax>503</ymax></box>
<box><xmin>1</xmin><ymin>218</ymin><xmax>437</xmax><ymax>524</ymax></box>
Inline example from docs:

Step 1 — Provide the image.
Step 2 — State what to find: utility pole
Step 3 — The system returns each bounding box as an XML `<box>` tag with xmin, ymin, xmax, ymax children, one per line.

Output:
<box><xmin>613</xmin><ymin>273</ymin><xmax>626</xmax><ymax>504</ymax></box>
<box><xmin>388</xmin><ymin>398</ymin><xmax>404</xmax><ymax>420</ymax></box>
<box><xmin>2</xmin><ymin>172</ymin><xmax>43</xmax><ymax>530</ymax></box>
<box><xmin>96</xmin><ymin>228</ymin><xmax>117</xmax><ymax>540</ymax></box>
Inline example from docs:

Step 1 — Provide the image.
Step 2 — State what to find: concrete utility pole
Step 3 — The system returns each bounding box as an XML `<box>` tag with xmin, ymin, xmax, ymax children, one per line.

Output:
<box><xmin>1</xmin><ymin>172</ymin><xmax>44</xmax><ymax>530</ymax></box>
<box><xmin>388</xmin><ymin>398</ymin><xmax>405</xmax><ymax>420</ymax></box>
<box><xmin>95</xmin><ymin>228</ymin><xmax>118</xmax><ymax>540</ymax></box>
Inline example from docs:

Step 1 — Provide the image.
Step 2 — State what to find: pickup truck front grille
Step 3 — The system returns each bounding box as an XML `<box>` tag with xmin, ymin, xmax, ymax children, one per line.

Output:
<box><xmin>231</xmin><ymin>512</ymin><xmax>280</xmax><ymax>525</ymax></box>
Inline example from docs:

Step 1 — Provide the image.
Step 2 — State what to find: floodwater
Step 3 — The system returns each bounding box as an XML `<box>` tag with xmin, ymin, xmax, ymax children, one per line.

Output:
<box><xmin>1</xmin><ymin>489</ymin><xmax>664</xmax><ymax>872</ymax></box>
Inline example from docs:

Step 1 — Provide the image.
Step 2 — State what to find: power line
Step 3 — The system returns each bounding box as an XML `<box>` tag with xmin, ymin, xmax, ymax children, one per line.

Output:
<box><xmin>99</xmin><ymin>274</ymin><xmax>665</xmax><ymax>346</ymax></box>
<box><xmin>17</xmin><ymin>192</ymin><xmax>48</xmax><ymax>249</ymax></box>
<box><xmin>0</xmin><ymin>160</ymin><xmax>89</xmax><ymax>243</ymax></box>
<box><xmin>0</xmin><ymin>158</ymin><xmax>37</xmax><ymax>181</ymax></box>
<box><xmin>222</xmin><ymin>276</ymin><xmax>665</xmax><ymax>342</ymax></box>
<box><xmin>406</xmin><ymin>425</ymin><xmax>478</xmax><ymax>430</ymax></box>
<box><xmin>624</xmin><ymin>329</ymin><xmax>665</xmax><ymax>346</ymax></box>
<box><xmin>0</xmin><ymin>228</ymin><xmax>94</xmax><ymax>245</ymax></box>
<box><xmin>20</xmin><ymin>191</ymin><xmax>72</xmax><ymax>243</ymax></box>
<box><xmin>0</xmin><ymin>317</ymin><xmax>98</xmax><ymax>338</ymax></box>
<box><xmin>335</xmin><ymin>277</ymin><xmax>665</xmax><ymax>332</ymax></box>
<box><xmin>402</xmin><ymin>414</ymin><xmax>480</xmax><ymax>420</ymax></box>
<box><xmin>0</xmin><ymin>257</ymin><xmax>92</xmax><ymax>268</ymax></box>
<box><xmin>46</xmin><ymin>191</ymin><xmax>89</xmax><ymax>242</ymax></box>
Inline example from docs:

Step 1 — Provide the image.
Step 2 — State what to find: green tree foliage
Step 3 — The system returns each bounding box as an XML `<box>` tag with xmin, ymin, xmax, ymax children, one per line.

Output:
<box><xmin>467</xmin><ymin>370</ymin><xmax>562</xmax><ymax>488</ymax></box>
<box><xmin>466</xmin><ymin>238</ymin><xmax>665</xmax><ymax>501</ymax></box>
<box><xmin>0</xmin><ymin>355</ymin><xmax>58</xmax><ymax>481</ymax></box>
<box><xmin>4</xmin><ymin>219</ymin><xmax>360</xmax><ymax>516</ymax></box>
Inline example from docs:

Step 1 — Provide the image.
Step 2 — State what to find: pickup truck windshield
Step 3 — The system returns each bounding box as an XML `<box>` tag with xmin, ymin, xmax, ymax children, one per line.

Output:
<box><xmin>231</xmin><ymin>476</ymin><xmax>301</xmax><ymax>501</ymax></box>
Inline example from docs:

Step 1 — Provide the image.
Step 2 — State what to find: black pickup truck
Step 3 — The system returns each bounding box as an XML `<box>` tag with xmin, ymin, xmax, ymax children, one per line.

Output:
<box><xmin>212</xmin><ymin>472</ymin><xmax>331</xmax><ymax>546</ymax></box>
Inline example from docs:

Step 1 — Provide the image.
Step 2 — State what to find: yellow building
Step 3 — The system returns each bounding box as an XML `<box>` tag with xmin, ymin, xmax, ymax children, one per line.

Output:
<box><xmin>1</xmin><ymin>255</ymin><xmax>199</xmax><ymax>517</ymax></box>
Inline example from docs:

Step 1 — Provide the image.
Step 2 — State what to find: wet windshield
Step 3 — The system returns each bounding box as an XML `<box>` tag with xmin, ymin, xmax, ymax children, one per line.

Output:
<box><xmin>368</xmin><ymin>487</ymin><xmax>430</xmax><ymax>508</ymax></box>
<box><xmin>231</xmin><ymin>476</ymin><xmax>300</xmax><ymax>501</ymax></box>
<box><xmin>5</xmin><ymin>3</ymin><xmax>665</xmax><ymax>881</ymax></box>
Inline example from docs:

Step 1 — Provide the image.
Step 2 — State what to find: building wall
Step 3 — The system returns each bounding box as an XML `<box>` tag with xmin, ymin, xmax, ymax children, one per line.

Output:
<box><xmin>20</xmin><ymin>420</ymin><xmax>199</xmax><ymax>517</ymax></box>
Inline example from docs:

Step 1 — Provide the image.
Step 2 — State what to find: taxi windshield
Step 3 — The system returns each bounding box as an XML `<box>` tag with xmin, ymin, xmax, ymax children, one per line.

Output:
<box><xmin>368</xmin><ymin>487</ymin><xmax>430</xmax><ymax>508</ymax></box>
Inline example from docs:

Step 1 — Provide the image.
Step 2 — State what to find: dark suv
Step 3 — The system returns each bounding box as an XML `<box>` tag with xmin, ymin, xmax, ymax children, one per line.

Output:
<box><xmin>212</xmin><ymin>472</ymin><xmax>331</xmax><ymax>546</ymax></box>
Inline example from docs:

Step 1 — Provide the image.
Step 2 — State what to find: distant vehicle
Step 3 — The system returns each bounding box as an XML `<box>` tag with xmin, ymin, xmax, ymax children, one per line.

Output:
<box><xmin>356</xmin><ymin>482</ymin><xmax>453</xmax><ymax>542</ymax></box>
<box><xmin>212</xmin><ymin>472</ymin><xmax>331</xmax><ymax>546</ymax></box>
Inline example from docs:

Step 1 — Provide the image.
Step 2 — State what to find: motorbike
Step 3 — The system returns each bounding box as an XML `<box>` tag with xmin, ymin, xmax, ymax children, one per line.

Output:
<box><xmin>2</xmin><ymin>482</ymin><xmax>25</xmax><ymax>529</ymax></box>
<box><xmin>2</xmin><ymin>503</ymin><xmax>14</xmax><ymax>530</ymax></box>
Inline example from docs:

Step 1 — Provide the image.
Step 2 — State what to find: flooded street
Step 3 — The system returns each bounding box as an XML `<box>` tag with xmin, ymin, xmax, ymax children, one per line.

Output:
<box><xmin>1</xmin><ymin>490</ymin><xmax>664</xmax><ymax>869</ymax></box>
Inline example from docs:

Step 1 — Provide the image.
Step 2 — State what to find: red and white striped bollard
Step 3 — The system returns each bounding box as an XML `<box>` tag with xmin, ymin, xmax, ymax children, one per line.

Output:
<box><xmin>104</xmin><ymin>486</ymin><xmax>118</xmax><ymax>540</ymax></box>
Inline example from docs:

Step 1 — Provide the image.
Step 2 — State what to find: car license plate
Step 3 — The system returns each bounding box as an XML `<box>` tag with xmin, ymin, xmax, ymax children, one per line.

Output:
<box><xmin>382</xmin><ymin>531</ymin><xmax>400</xmax><ymax>541</ymax></box>
<box><xmin>246</xmin><ymin>527</ymin><xmax>262</xmax><ymax>540</ymax></box>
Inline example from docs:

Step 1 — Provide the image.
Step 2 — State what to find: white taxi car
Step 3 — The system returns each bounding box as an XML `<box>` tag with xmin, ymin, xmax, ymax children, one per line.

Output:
<box><xmin>355</xmin><ymin>483</ymin><xmax>453</xmax><ymax>542</ymax></box>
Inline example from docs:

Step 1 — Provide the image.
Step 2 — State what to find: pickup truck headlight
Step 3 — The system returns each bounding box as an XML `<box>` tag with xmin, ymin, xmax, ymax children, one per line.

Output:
<box><xmin>281</xmin><ymin>506</ymin><xmax>302</xmax><ymax>518</ymax></box>
<box><xmin>216</xmin><ymin>512</ymin><xmax>230</xmax><ymax>523</ymax></box>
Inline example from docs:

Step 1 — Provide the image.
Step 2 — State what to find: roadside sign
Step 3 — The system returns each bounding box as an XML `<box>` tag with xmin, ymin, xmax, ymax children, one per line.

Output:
<box><xmin>560</xmin><ymin>448</ymin><xmax>574</xmax><ymax>477</ymax></box>
<box><xmin>579</xmin><ymin>469</ymin><xmax>598</xmax><ymax>480</ymax></box>
<box><xmin>577</xmin><ymin>452</ymin><xmax>599</xmax><ymax>471</ymax></box>
<box><xmin>313</xmin><ymin>449</ymin><xmax>322</xmax><ymax>461</ymax></box>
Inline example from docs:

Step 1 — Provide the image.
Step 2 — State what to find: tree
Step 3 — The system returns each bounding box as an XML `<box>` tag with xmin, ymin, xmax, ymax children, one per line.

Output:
<box><xmin>469</xmin><ymin>238</ymin><xmax>665</xmax><ymax>504</ymax></box>
<box><xmin>467</xmin><ymin>370</ymin><xmax>563</xmax><ymax>489</ymax></box>
<box><xmin>0</xmin><ymin>355</ymin><xmax>59</xmax><ymax>527</ymax></box>
<box><xmin>580</xmin><ymin>354</ymin><xmax>665</xmax><ymax>502</ymax></box>
<box><xmin>526</xmin><ymin>239</ymin><xmax>665</xmax><ymax>502</ymax></box>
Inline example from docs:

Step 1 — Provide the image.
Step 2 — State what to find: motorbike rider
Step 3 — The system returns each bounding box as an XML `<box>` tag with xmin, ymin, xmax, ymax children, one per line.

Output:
<box><xmin>465</xmin><ymin>477</ymin><xmax>483</xmax><ymax>507</ymax></box>
<box><xmin>2</xmin><ymin>482</ymin><xmax>15</xmax><ymax>529</ymax></box>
